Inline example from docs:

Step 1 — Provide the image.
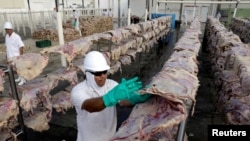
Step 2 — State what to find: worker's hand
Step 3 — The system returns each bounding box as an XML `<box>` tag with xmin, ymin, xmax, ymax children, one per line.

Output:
<box><xmin>102</xmin><ymin>77</ymin><xmax>142</xmax><ymax>107</ymax></box>
<box><xmin>128</xmin><ymin>93</ymin><xmax>151</xmax><ymax>105</ymax></box>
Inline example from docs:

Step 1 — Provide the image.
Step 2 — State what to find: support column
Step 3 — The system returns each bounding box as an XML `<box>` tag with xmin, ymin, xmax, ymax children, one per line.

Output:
<box><xmin>233</xmin><ymin>0</ymin><xmax>240</xmax><ymax>17</ymax></box>
<box><xmin>55</xmin><ymin>0</ymin><xmax>67</xmax><ymax>67</ymax></box>
<box><xmin>127</xmin><ymin>0</ymin><xmax>131</xmax><ymax>25</ymax></box>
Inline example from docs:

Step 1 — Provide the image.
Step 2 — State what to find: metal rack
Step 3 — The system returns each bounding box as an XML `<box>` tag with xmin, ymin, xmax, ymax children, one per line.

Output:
<box><xmin>176</xmin><ymin>98</ymin><xmax>194</xmax><ymax>141</ymax></box>
<box><xmin>0</xmin><ymin>64</ymin><xmax>28</xmax><ymax>141</ymax></box>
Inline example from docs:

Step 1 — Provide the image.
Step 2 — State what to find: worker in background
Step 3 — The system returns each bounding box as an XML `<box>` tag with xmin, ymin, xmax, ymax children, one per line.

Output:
<box><xmin>4</xmin><ymin>21</ymin><xmax>26</xmax><ymax>85</ymax></box>
<box><xmin>52</xmin><ymin>7</ymin><xmax>57</xmax><ymax>29</ymax></box>
<box><xmin>108</xmin><ymin>8</ymin><xmax>113</xmax><ymax>17</ymax></box>
<box><xmin>102</xmin><ymin>9</ymin><xmax>108</xmax><ymax>16</ymax></box>
<box><xmin>72</xmin><ymin>8</ymin><xmax>81</xmax><ymax>36</ymax></box>
<box><xmin>216</xmin><ymin>11</ymin><xmax>221</xmax><ymax>21</ymax></box>
<box><xmin>182</xmin><ymin>10</ymin><xmax>187</xmax><ymax>26</ymax></box>
<box><xmin>71</xmin><ymin>51</ymin><xmax>151</xmax><ymax>141</ymax></box>
<box><xmin>72</xmin><ymin>8</ymin><xmax>79</xmax><ymax>29</ymax></box>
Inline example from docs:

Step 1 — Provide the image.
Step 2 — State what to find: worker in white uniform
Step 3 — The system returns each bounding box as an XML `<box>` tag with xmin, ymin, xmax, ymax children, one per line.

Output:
<box><xmin>72</xmin><ymin>8</ymin><xmax>81</xmax><ymax>36</ymax></box>
<box><xmin>71</xmin><ymin>51</ymin><xmax>151</xmax><ymax>141</ymax></box>
<box><xmin>216</xmin><ymin>11</ymin><xmax>221</xmax><ymax>21</ymax></box>
<box><xmin>102</xmin><ymin>9</ymin><xmax>108</xmax><ymax>16</ymax></box>
<box><xmin>182</xmin><ymin>10</ymin><xmax>187</xmax><ymax>26</ymax></box>
<box><xmin>52</xmin><ymin>7</ymin><xmax>57</xmax><ymax>29</ymax></box>
<box><xmin>72</xmin><ymin>8</ymin><xmax>80</xmax><ymax>30</ymax></box>
<box><xmin>4</xmin><ymin>21</ymin><xmax>26</xmax><ymax>85</ymax></box>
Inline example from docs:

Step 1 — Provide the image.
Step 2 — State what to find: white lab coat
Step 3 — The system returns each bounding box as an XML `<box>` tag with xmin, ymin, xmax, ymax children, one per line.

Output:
<box><xmin>72</xmin><ymin>11</ymin><xmax>80</xmax><ymax>30</ymax></box>
<box><xmin>5</xmin><ymin>32</ymin><xmax>24</xmax><ymax>60</ymax></box>
<box><xmin>71</xmin><ymin>73</ymin><xmax>118</xmax><ymax>141</ymax></box>
<box><xmin>216</xmin><ymin>12</ymin><xmax>221</xmax><ymax>20</ymax></box>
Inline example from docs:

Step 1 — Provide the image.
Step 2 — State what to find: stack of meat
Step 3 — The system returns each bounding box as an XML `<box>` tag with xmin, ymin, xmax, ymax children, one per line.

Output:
<box><xmin>40</xmin><ymin>37</ymin><xmax>92</xmax><ymax>67</ymax></box>
<box><xmin>15</xmin><ymin>65</ymin><xmax>80</xmax><ymax>132</ymax></box>
<box><xmin>39</xmin><ymin>16</ymin><xmax>172</xmax><ymax>76</ymax></box>
<box><xmin>1</xmin><ymin>16</ymin><xmax>172</xmax><ymax>134</ymax></box>
<box><xmin>111</xmin><ymin>17</ymin><xmax>201</xmax><ymax>141</ymax></box>
<box><xmin>79</xmin><ymin>16</ymin><xmax>113</xmax><ymax>37</ymax></box>
<box><xmin>230</xmin><ymin>17</ymin><xmax>250</xmax><ymax>43</ymax></box>
<box><xmin>204</xmin><ymin>16</ymin><xmax>250</xmax><ymax>124</ymax></box>
<box><xmin>9</xmin><ymin>53</ymin><xmax>49</xmax><ymax>81</ymax></box>
<box><xmin>0</xmin><ymin>97</ymin><xmax>19</xmax><ymax>141</ymax></box>
<box><xmin>32</xmin><ymin>28</ymin><xmax>80</xmax><ymax>42</ymax></box>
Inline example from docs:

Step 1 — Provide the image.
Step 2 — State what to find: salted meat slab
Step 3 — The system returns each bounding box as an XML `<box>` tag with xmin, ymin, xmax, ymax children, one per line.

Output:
<box><xmin>112</xmin><ymin>96</ymin><xmax>187</xmax><ymax>141</ymax></box>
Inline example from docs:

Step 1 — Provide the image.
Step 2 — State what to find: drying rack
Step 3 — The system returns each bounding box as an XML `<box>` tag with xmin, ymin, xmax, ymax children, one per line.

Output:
<box><xmin>0</xmin><ymin>64</ymin><xmax>28</xmax><ymax>141</ymax></box>
<box><xmin>176</xmin><ymin>99</ymin><xmax>194</xmax><ymax>141</ymax></box>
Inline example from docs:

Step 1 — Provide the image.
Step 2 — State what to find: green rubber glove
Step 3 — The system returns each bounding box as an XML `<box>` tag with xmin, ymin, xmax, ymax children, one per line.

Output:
<box><xmin>128</xmin><ymin>93</ymin><xmax>151</xmax><ymax>105</ymax></box>
<box><xmin>73</xmin><ymin>20</ymin><xmax>77</xmax><ymax>27</ymax></box>
<box><xmin>103</xmin><ymin>77</ymin><xmax>142</xmax><ymax>107</ymax></box>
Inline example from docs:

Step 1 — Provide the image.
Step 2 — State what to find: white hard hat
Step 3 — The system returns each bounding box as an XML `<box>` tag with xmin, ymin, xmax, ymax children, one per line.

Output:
<box><xmin>83</xmin><ymin>51</ymin><xmax>110</xmax><ymax>72</ymax></box>
<box><xmin>4</xmin><ymin>22</ymin><xmax>13</xmax><ymax>29</ymax></box>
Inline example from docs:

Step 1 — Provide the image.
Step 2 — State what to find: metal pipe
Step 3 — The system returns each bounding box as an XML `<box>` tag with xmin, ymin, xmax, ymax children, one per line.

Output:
<box><xmin>62</xmin><ymin>0</ymin><xmax>64</xmax><ymax>8</ymax></box>
<box><xmin>176</xmin><ymin>100</ymin><xmax>194</xmax><ymax>141</ymax></box>
<box><xmin>179</xmin><ymin>0</ymin><xmax>183</xmax><ymax>21</ymax></box>
<box><xmin>55</xmin><ymin>0</ymin><xmax>67</xmax><ymax>67</ymax></box>
<box><xmin>127</xmin><ymin>0</ymin><xmax>131</xmax><ymax>25</ymax></box>
<box><xmin>27</xmin><ymin>0</ymin><xmax>31</xmax><ymax>10</ymax></box>
<box><xmin>193</xmin><ymin>0</ymin><xmax>197</xmax><ymax>18</ymax></box>
<box><xmin>118</xmin><ymin>0</ymin><xmax>121</xmax><ymax>27</ymax></box>
<box><xmin>176</xmin><ymin>120</ymin><xmax>187</xmax><ymax>141</ymax></box>
<box><xmin>145</xmin><ymin>0</ymin><xmax>148</xmax><ymax>22</ymax></box>
<box><xmin>233</xmin><ymin>0</ymin><xmax>240</xmax><ymax>17</ymax></box>
<box><xmin>7</xmin><ymin>64</ymin><xmax>28</xmax><ymax>141</ymax></box>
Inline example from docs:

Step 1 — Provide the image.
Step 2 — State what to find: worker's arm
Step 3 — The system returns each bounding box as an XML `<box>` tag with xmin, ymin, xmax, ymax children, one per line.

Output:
<box><xmin>82</xmin><ymin>97</ymin><xmax>105</xmax><ymax>113</ymax></box>
<box><xmin>82</xmin><ymin>77</ymin><xmax>142</xmax><ymax>113</ymax></box>
<box><xmin>19</xmin><ymin>47</ymin><xmax>24</xmax><ymax>55</ymax></box>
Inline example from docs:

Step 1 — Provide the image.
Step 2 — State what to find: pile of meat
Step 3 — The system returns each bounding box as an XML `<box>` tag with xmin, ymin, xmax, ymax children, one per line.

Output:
<box><xmin>204</xmin><ymin>16</ymin><xmax>250</xmax><ymax>124</ymax></box>
<box><xmin>1</xmin><ymin>16</ymin><xmax>173</xmax><ymax>138</ymax></box>
<box><xmin>0</xmin><ymin>97</ymin><xmax>19</xmax><ymax>141</ymax></box>
<box><xmin>32</xmin><ymin>16</ymin><xmax>113</xmax><ymax>42</ymax></box>
<box><xmin>111</xmin><ymin>17</ymin><xmax>201</xmax><ymax>141</ymax></box>
<box><xmin>79</xmin><ymin>16</ymin><xmax>113</xmax><ymax>37</ymax></box>
<box><xmin>9</xmin><ymin>53</ymin><xmax>49</xmax><ymax>81</ymax></box>
<box><xmin>15</xmin><ymin>66</ymin><xmax>81</xmax><ymax>132</ymax></box>
<box><xmin>32</xmin><ymin>28</ymin><xmax>81</xmax><ymax>42</ymax></box>
<box><xmin>230</xmin><ymin>17</ymin><xmax>250</xmax><ymax>43</ymax></box>
<box><xmin>40</xmin><ymin>16</ymin><xmax>172</xmax><ymax>76</ymax></box>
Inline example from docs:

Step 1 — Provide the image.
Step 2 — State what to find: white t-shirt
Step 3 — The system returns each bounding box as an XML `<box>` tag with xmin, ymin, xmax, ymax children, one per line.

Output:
<box><xmin>5</xmin><ymin>32</ymin><xmax>24</xmax><ymax>59</ymax></box>
<box><xmin>71</xmin><ymin>78</ymin><xmax>118</xmax><ymax>141</ymax></box>
<box><xmin>108</xmin><ymin>10</ymin><xmax>113</xmax><ymax>17</ymax></box>
<box><xmin>216</xmin><ymin>12</ymin><xmax>221</xmax><ymax>20</ymax></box>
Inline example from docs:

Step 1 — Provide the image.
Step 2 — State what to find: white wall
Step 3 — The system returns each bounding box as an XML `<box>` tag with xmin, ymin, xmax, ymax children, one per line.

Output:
<box><xmin>27</xmin><ymin>0</ymin><xmax>94</xmax><ymax>11</ymax></box>
<box><xmin>112</xmin><ymin>0</ymin><xmax>128</xmax><ymax>18</ymax></box>
<box><xmin>130</xmin><ymin>0</ymin><xmax>146</xmax><ymax>18</ymax></box>
<box><xmin>94</xmin><ymin>0</ymin><xmax>109</xmax><ymax>8</ymax></box>
<box><xmin>0</xmin><ymin>0</ymin><xmax>25</xmax><ymax>8</ymax></box>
